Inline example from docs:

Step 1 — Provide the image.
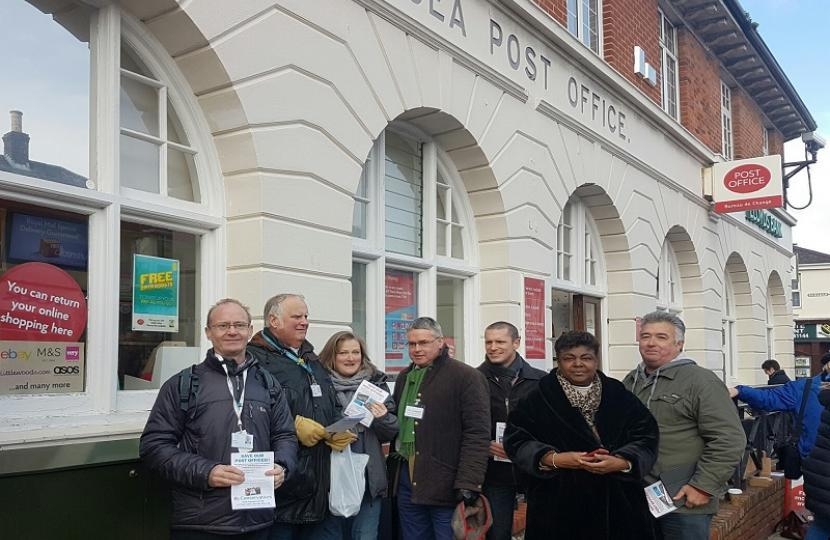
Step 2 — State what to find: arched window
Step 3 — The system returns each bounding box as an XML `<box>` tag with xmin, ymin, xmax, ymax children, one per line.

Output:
<box><xmin>723</xmin><ymin>276</ymin><xmax>737</xmax><ymax>381</ymax></box>
<box><xmin>551</xmin><ymin>197</ymin><xmax>605</xmax><ymax>348</ymax></box>
<box><xmin>0</xmin><ymin>2</ymin><xmax>223</xmax><ymax>422</ymax></box>
<box><xmin>657</xmin><ymin>242</ymin><xmax>683</xmax><ymax>315</ymax></box>
<box><xmin>352</xmin><ymin>127</ymin><xmax>477</xmax><ymax>372</ymax></box>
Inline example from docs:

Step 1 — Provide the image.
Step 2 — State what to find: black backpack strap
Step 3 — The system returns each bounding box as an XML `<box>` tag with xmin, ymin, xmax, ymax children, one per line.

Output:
<box><xmin>178</xmin><ymin>364</ymin><xmax>199</xmax><ymax>412</ymax></box>
<box><xmin>255</xmin><ymin>366</ymin><xmax>280</xmax><ymax>408</ymax></box>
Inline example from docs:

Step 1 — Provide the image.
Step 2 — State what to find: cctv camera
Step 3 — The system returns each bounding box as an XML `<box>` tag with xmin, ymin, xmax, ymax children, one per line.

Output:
<box><xmin>802</xmin><ymin>131</ymin><xmax>826</xmax><ymax>151</ymax></box>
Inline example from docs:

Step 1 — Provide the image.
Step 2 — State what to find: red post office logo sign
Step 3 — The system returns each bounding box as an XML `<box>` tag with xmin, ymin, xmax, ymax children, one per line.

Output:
<box><xmin>723</xmin><ymin>164</ymin><xmax>772</xmax><ymax>194</ymax></box>
<box><xmin>710</xmin><ymin>155</ymin><xmax>783</xmax><ymax>214</ymax></box>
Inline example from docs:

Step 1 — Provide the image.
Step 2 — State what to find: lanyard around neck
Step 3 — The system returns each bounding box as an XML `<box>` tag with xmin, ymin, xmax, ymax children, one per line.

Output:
<box><xmin>263</xmin><ymin>331</ymin><xmax>314</xmax><ymax>377</ymax></box>
<box><xmin>220</xmin><ymin>361</ymin><xmax>248</xmax><ymax>430</ymax></box>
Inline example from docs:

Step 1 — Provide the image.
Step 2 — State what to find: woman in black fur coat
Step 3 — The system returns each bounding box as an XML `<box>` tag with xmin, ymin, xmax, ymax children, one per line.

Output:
<box><xmin>504</xmin><ymin>331</ymin><xmax>659</xmax><ymax>540</ymax></box>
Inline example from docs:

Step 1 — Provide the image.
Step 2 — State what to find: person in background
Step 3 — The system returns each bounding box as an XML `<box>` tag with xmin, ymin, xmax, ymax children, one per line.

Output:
<box><xmin>140</xmin><ymin>298</ymin><xmax>298</xmax><ymax>540</ymax></box>
<box><xmin>504</xmin><ymin>330</ymin><xmax>659</xmax><ymax>539</ymax></box>
<box><xmin>802</xmin><ymin>384</ymin><xmax>830</xmax><ymax>540</ymax></box>
<box><xmin>729</xmin><ymin>353</ymin><xmax>830</xmax><ymax>458</ymax></box>
<box><xmin>390</xmin><ymin>317</ymin><xmax>491</xmax><ymax>540</ymax></box>
<box><xmin>762</xmin><ymin>359</ymin><xmax>791</xmax><ymax>385</ymax></box>
<box><xmin>318</xmin><ymin>331</ymin><xmax>398</xmax><ymax>540</ymax></box>
<box><xmin>623</xmin><ymin>311</ymin><xmax>744</xmax><ymax>540</ymax></box>
<box><xmin>477</xmin><ymin>321</ymin><xmax>545</xmax><ymax>540</ymax></box>
<box><xmin>248</xmin><ymin>294</ymin><xmax>355</xmax><ymax>540</ymax></box>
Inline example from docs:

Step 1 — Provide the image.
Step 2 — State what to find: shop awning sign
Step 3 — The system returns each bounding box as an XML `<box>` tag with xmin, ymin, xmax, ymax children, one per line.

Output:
<box><xmin>708</xmin><ymin>155</ymin><xmax>783</xmax><ymax>213</ymax></box>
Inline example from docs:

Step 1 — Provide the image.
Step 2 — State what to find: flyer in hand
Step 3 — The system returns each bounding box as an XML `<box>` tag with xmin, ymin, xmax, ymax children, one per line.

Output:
<box><xmin>230</xmin><ymin>451</ymin><xmax>276</xmax><ymax>510</ymax></box>
<box><xmin>343</xmin><ymin>379</ymin><xmax>390</xmax><ymax>428</ymax></box>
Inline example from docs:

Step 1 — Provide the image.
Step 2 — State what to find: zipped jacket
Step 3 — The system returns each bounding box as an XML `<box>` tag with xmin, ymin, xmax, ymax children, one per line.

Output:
<box><xmin>477</xmin><ymin>354</ymin><xmax>546</xmax><ymax>488</ymax></box>
<box><xmin>248</xmin><ymin>330</ymin><xmax>341</xmax><ymax>525</ymax></box>
<box><xmin>623</xmin><ymin>356</ymin><xmax>744</xmax><ymax>515</ymax></box>
<box><xmin>140</xmin><ymin>350</ymin><xmax>298</xmax><ymax>534</ymax></box>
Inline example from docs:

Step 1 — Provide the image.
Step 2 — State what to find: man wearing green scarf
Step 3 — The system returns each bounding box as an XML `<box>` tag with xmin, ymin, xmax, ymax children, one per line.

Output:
<box><xmin>390</xmin><ymin>317</ymin><xmax>491</xmax><ymax>540</ymax></box>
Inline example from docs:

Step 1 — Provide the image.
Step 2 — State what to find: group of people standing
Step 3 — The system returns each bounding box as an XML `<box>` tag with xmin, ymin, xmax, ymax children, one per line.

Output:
<box><xmin>141</xmin><ymin>295</ymin><xmax>750</xmax><ymax>540</ymax></box>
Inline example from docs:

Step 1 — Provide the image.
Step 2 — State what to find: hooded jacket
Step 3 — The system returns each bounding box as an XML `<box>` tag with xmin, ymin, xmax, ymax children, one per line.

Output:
<box><xmin>803</xmin><ymin>388</ymin><xmax>830</xmax><ymax>520</ymax></box>
<box><xmin>140</xmin><ymin>350</ymin><xmax>298</xmax><ymax>534</ymax></box>
<box><xmin>477</xmin><ymin>353</ymin><xmax>546</xmax><ymax>489</ymax></box>
<box><xmin>248</xmin><ymin>330</ymin><xmax>341</xmax><ymax>524</ymax></box>
<box><xmin>623</xmin><ymin>356</ymin><xmax>744</xmax><ymax>515</ymax></box>
<box><xmin>767</xmin><ymin>370</ymin><xmax>791</xmax><ymax>385</ymax></box>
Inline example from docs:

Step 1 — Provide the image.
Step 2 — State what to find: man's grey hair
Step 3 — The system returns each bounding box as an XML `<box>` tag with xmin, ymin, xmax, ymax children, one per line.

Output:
<box><xmin>640</xmin><ymin>310</ymin><xmax>686</xmax><ymax>342</ymax></box>
<box><xmin>407</xmin><ymin>317</ymin><xmax>443</xmax><ymax>339</ymax></box>
<box><xmin>263</xmin><ymin>293</ymin><xmax>306</xmax><ymax>321</ymax></box>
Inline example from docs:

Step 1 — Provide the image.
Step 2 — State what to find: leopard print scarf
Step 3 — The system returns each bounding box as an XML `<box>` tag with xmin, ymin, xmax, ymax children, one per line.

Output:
<box><xmin>556</xmin><ymin>370</ymin><xmax>602</xmax><ymax>431</ymax></box>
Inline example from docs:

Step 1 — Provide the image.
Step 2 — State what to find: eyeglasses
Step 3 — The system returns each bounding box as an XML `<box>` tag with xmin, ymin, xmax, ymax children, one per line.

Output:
<box><xmin>210</xmin><ymin>322</ymin><xmax>251</xmax><ymax>332</ymax></box>
<box><xmin>407</xmin><ymin>338</ymin><xmax>438</xmax><ymax>349</ymax></box>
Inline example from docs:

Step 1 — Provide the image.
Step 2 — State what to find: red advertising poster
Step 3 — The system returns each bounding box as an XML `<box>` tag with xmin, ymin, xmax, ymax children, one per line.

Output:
<box><xmin>524</xmin><ymin>277</ymin><xmax>546</xmax><ymax>360</ymax></box>
<box><xmin>0</xmin><ymin>262</ymin><xmax>87</xmax><ymax>341</ymax></box>
<box><xmin>385</xmin><ymin>269</ymin><xmax>417</xmax><ymax>373</ymax></box>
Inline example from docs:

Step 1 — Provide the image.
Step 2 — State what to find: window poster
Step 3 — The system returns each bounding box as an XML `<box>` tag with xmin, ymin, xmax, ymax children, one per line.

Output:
<box><xmin>385</xmin><ymin>269</ymin><xmax>417</xmax><ymax>373</ymax></box>
<box><xmin>132</xmin><ymin>254</ymin><xmax>180</xmax><ymax>333</ymax></box>
<box><xmin>0</xmin><ymin>262</ymin><xmax>88</xmax><ymax>395</ymax></box>
<box><xmin>524</xmin><ymin>277</ymin><xmax>546</xmax><ymax>363</ymax></box>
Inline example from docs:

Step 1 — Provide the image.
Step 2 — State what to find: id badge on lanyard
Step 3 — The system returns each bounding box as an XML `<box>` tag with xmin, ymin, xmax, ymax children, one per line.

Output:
<box><xmin>221</xmin><ymin>363</ymin><xmax>253</xmax><ymax>452</ymax></box>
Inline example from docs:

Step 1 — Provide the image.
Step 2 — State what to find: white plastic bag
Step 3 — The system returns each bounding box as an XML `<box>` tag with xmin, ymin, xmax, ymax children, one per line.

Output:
<box><xmin>329</xmin><ymin>445</ymin><xmax>369</xmax><ymax>517</ymax></box>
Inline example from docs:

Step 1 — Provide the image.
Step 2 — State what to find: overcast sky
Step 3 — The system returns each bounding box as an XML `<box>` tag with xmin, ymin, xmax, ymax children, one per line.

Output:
<box><xmin>743</xmin><ymin>0</ymin><xmax>829</xmax><ymax>253</ymax></box>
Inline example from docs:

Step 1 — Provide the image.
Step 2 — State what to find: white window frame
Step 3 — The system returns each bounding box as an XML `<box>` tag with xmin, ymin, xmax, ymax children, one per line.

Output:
<box><xmin>567</xmin><ymin>0</ymin><xmax>603</xmax><ymax>55</ymax></box>
<box><xmin>553</xmin><ymin>198</ymin><xmax>606</xmax><ymax>297</ymax></box>
<box><xmin>721</xmin><ymin>81</ymin><xmax>734</xmax><ymax>160</ymax></box>
<box><xmin>0</xmin><ymin>5</ymin><xmax>224</xmax><ymax>432</ymax></box>
<box><xmin>352</xmin><ymin>127</ymin><xmax>479</xmax><ymax>368</ymax></box>
<box><xmin>658</xmin><ymin>9</ymin><xmax>679</xmax><ymax>120</ymax></box>
<box><xmin>792</xmin><ymin>275</ymin><xmax>801</xmax><ymax>308</ymax></box>
<box><xmin>723</xmin><ymin>276</ymin><xmax>737</xmax><ymax>380</ymax></box>
<box><xmin>657</xmin><ymin>242</ymin><xmax>683</xmax><ymax>315</ymax></box>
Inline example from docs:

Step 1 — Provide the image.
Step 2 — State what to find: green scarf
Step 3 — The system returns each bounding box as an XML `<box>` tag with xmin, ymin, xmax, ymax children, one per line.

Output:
<box><xmin>398</xmin><ymin>366</ymin><xmax>428</xmax><ymax>459</ymax></box>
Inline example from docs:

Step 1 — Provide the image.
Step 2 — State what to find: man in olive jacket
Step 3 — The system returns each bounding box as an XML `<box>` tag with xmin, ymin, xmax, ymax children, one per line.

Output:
<box><xmin>391</xmin><ymin>317</ymin><xmax>491</xmax><ymax>540</ymax></box>
<box><xmin>623</xmin><ymin>311</ymin><xmax>744</xmax><ymax>540</ymax></box>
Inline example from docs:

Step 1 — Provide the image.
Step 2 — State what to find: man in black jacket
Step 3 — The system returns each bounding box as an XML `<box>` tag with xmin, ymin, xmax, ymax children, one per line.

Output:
<box><xmin>477</xmin><ymin>322</ymin><xmax>545</xmax><ymax>540</ymax></box>
<box><xmin>762</xmin><ymin>359</ymin><xmax>791</xmax><ymax>385</ymax></box>
<box><xmin>248</xmin><ymin>293</ymin><xmax>352</xmax><ymax>540</ymax></box>
<box><xmin>140</xmin><ymin>299</ymin><xmax>298</xmax><ymax>540</ymax></box>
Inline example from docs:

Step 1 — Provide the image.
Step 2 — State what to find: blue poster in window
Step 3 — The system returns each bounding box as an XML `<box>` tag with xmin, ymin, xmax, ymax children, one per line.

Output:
<box><xmin>132</xmin><ymin>254</ymin><xmax>179</xmax><ymax>333</ymax></box>
<box><xmin>6</xmin><ymin>213</ymin><xmax>88</xmax><ymax>269</ymax></box>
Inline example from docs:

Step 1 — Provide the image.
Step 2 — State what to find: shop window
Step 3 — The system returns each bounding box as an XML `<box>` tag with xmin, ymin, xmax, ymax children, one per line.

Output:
<box><xmin>657</xmin><ymin>242</ymin><xmax>682</xmax><ymax>315</ymax></box>
<box><xmin>352</xmin><ymin>128</ymin><xmax>477</xmax><ymax>372</ymax></box>
<box><xmin>0</xmin><ymin>3</ymin><xmax>220</xmax><ymax>419</ymax></box>
<box><xmin>118</xmin><ymin>222</ymin><xmax>199</xmax><ymax>390</ymax></box>
<box><xmin>567</xmin><ymin>0</ymin><xmax>601</xmax><ymax>54</ymax></box>
<box><xmin>0</xmin><ymin>1</ymin><xmax>92</xmax><ymax>188</ymax></box>
<box><xmin>0</xmin><ymin>201</ymin><xmax>89</xmax><ymax>396</ymax></box>
<box><xmin>658</xmin><ymin>9</ymin><xmax>679</xmax><ymax>120</ymax></box>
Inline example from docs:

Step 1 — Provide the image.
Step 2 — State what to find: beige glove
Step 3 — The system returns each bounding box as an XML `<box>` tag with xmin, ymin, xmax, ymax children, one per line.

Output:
<box><xmin>325</xmin><ymin>430</ymin><xmax>357</xmax><ymax>452</ymax></box>
<box><xmin>294</xmin><ymin>415</ymin><xmax>327</xmax><ymax>447</ymax></box>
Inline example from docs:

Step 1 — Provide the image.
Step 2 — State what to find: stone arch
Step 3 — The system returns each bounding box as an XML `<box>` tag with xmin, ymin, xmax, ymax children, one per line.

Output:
<box><xmin>725</xmin><ymin>252</ymin><xmax>757</xmax><ymax>382</ymax></box>
<box><xmin>767</xmin><ymin>270</ymin><xmax>793</xmax><ymax>371</ymax></box>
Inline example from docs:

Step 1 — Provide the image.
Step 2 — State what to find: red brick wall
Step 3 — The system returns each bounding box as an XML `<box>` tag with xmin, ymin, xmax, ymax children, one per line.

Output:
<box><xmin>602</xmin><ymin>0</ymin><xmax>661</xmax><ymax>105</ymax></box>
<box><xmin>533</xmin><ymin>0</ymin><xmax>567</xmax><ymax>26</ymax></box>
<box><xmin>769</xmin><ymin>129</ymin><xmax>784</xmax><ymax>157</ymax></box>
<box><xmin>732</xmin><ymin>88</ymin><xmax>766</xmax><ymax>159</ymax></box>
<box><xmin>677</xmin><ymin>27</ymin><xmax>722</xmax><ymax>154</ymax></box>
